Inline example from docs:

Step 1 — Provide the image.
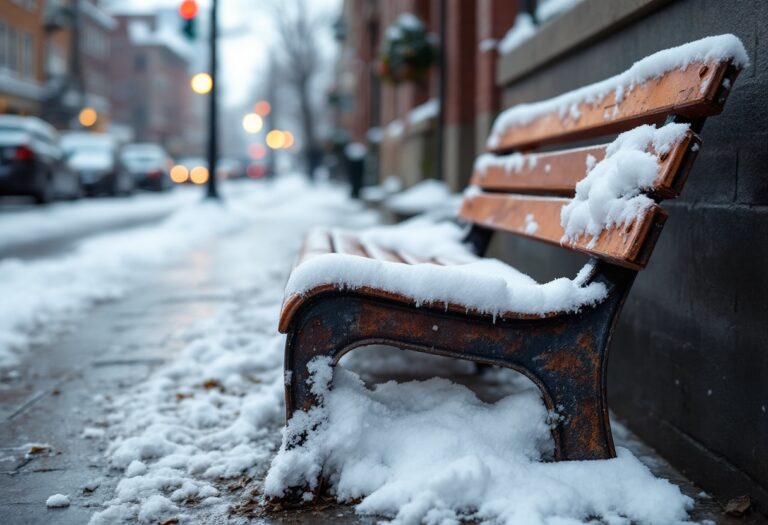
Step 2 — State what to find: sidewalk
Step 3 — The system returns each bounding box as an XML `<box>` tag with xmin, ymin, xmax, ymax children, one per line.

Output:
<box><xmin>0</xmin><ymin>178</ymin><xmax>757</xmax><ymax>524</ymax></box>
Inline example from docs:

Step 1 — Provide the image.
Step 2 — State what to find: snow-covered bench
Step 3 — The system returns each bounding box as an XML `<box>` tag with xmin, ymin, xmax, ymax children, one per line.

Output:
<box><xmin>276</xmin><ymin>35</ymin><xmax>747</xmax><ymax>498</ymax></box>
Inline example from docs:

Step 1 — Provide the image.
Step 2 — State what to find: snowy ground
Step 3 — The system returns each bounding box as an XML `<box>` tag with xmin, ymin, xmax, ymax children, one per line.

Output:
<box><xmin>0</xmin><ymin>187</ymin><xmax>224</xmax><ymax>368</ymax></box>
<box><xmin>1</xmin><ymin>176</ymin><xmax>707</xmax><ymax>524</ymax></box>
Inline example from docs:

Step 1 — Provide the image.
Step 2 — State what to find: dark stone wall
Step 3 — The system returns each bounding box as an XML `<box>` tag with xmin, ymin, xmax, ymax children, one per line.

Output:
<box><xmin>494</xmin><ymin>0</ymin><xmax>767</xmax><ymax>512</ymax></box>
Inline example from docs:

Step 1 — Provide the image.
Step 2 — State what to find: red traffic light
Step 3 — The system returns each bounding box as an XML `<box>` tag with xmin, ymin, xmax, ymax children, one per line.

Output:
<box><xmin>179</xmin><ymin>0</ymin><xmax>199</xmax><ymax>20</ymax></box>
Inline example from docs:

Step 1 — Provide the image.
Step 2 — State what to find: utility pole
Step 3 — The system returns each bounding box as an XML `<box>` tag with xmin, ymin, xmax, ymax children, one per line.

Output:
<box><xmin>266</xmin><ymin>57</ymin><xmax>277</xmax><ymax>178</ymax></box>
<box><xmin>206</xmin><ymin>0</ymin><xmax>219</xmax><ymax>199</ymax></box>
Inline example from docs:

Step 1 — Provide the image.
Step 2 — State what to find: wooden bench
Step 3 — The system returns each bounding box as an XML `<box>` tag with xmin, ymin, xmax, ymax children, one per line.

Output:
<box><xmin>277</xmin><ymin>37</ymin><xmax>744</xmax><ymax>486</ymax></box>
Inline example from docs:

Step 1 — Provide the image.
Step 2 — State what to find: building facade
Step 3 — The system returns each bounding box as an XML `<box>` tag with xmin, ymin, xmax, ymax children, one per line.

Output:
<box><xmin>337</xmin><ymin>0</ymin><xmax>767</xmax><ymax>514</ymax></box>
<box><xmin>0</xmin><ymin>0</ymin><xmax>46</xmax><ymax>115</ymax></box>
<box><xmin>108</xmin><ymin>10</ymin><xmax>195</xmax><ymax>156</ymax></box>
<box><xmin>335</xmin><ymin>0</ymin><xmax>517</xmax><ymax>191</ymax></box>
<box><xmin>43</xmin><ymin>0</ymin><xmax>116</xmax><ymax>130</ymax></box>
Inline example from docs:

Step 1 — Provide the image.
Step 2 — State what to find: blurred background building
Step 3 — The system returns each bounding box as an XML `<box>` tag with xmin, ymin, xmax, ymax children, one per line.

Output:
<box><xmin>0</xmin><ymin>0</ymin><xmax>48</xmax><ymax>116</ymax></box>
<box><xmin>333</xmin><ymin>0</ymin><xmax>516</xmax><ymax>191</ymax></box>
<box><xmin>1</xmin><ymin>0</ymin><xmax>206</xmax><ymax>155</ymax></box>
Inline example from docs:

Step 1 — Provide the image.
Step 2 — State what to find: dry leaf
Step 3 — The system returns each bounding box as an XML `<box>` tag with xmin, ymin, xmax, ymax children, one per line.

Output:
<box><xmin>724</xmin><ymin>494</ymin><xmax>751</xmax><ymax>516</ymax></box>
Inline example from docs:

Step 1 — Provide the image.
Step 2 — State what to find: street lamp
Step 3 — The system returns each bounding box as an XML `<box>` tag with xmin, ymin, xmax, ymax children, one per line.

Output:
<box><xmin>190</xmin><ymin>73</ymin><xmax>212</xmax><ymax>95</ymax></box>
<box><xmin>254</xmin><ymin>100</ymin><xmax>271</xmax><ymax>117</ymax></box>
<box><xmin>266</xmin><ymin>130</ymin><xmax>286</xmax><ymax>149</ymax></box>
<box><xmin>282</xmin><ymin>131</ymin><xmax>295</xmax><ymax>149</ymax></box>
<box><xmin>242</xmin><ymin>113</ymin><xmax>263</xmax><ymax>134</ymax></box>
<box><xmin>78</xmin><ymin>107</ymin><xmax>98</xmax><ymax>127</ymax></box>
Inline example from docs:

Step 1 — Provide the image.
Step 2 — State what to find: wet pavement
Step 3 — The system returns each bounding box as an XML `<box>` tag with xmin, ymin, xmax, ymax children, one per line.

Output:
<box><xmin>0</xmin><ymin>227</ymin><xmax>762</xmax><ymax>524</ymax></box>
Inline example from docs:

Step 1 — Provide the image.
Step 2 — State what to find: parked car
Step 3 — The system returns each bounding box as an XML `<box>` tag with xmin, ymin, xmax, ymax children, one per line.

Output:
<box><xmin>0</xmin><ymin>115</ymin><xmax>81</xmax><ymax>204</ymax></box>
<box><xmin>121</xmin><ymin>143</ymin><xmax>173</xmax><ymax>191</ymax></box>
<box><xmin>61</xmin><ymin>132</ymin><xmax>133</xmax><ymax>197</ymax></box>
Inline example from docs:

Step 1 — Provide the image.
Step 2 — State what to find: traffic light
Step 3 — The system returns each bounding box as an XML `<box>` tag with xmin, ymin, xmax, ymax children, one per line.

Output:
<box><xmin>179</xmin><ymin>0</ymin><xmax>198</xmax><ymax>40</ymax></box>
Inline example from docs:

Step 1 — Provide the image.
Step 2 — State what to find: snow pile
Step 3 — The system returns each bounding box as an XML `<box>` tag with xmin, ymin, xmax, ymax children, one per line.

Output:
<box><xmin>89</xmin><ymin>295</ymin><xmax>288</xmax><ymax>524</ymax></box>
<box><xmin>474</xmin><ymin>151</ymin><xmax>537</xmax><ymax>177</ymax></box>
<box><xmin>488</xmin><ymin>34</ymin><xmax>748</xmax><ymax>148</ymax></box>
<box><xmin>0</xmin><ymin>189</ymin><xmax>196</xmax><ymax>253</ymax></box>
<box><xmin>89</xmin><ymin>177</ymin><xmax>377</xmax><ymax>524</ymax></box>
<box><xmin>285</xmin><ymin>216</ymin><xmax>607</xmax><ymax>317</ymax></box>
<box><xmin>344</xmin><ymin>142</ymin><xmax>367</xmax><ymax>160</ymax></box>
<box><xmin>265</xmin><ymin>360</ymin><xmax>694</xmax><ymax>525</ymax></box>
<box><xmin>366</xmin><ymin>126</ymin><xmax>383</xmax><ymax>144</ymax></box>
<box><xmin>360</xmin><ymin>176</ymin><xmax>403</xmax><ymax>204</ymax></box>
<box><xmin>46</xmin><ymin>493</ymin><xmax>71</xmax><ymax>508</ymax></box>
<box><xmin>408</xmin><ymin>98</ymin><xmax>439</xmax><ymax>125</ymax></box>
<box><xmin>537</xmin><ymin>0</ymin><xmax>583</xmax><ymax>23</ymax></box>
<box><xmin>497</xmin><ymin>13</ymin><xmax>536</xmax><ymax>54</ymax></box>
<box><xmin>0</xmin><ymin>198</ymin><xmax>243</xmax><ymax>368</ymax></box>
<box><xmin>386</xmin><ymin>119</ymin><xmax>405</xmax><ymax>139</ymax></box>
<box><xmin>560</xmin><ymin>122</ymin><xmax>689</xmax><ymax>246</ymax></box>
<box><xmin>385</xmin><ymin>179</ymin><xmax>457</xmax><ymax>215</ymax></box>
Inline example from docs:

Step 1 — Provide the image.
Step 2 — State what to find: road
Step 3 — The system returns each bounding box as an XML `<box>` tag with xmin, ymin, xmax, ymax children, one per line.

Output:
<box><xmin>0</xmin><ymin>190</ymin><xmax>198</xmax><ymax>261</ymax></box>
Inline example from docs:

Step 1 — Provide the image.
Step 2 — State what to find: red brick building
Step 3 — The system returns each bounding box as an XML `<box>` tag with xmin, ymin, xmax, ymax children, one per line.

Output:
<box><xmin>108</xmin><ymin>10</ymin><xmax>195</xmax><ymax>156</ymax></box>
<box><xmin>334</xmin><ymin>0</ymin><xmax>516</xmax><ymax>190</ymax></box>
<box><xmin>0</xmin><ymin>0</ymin><xmax>47</xmax><ymax>115</ymax></box>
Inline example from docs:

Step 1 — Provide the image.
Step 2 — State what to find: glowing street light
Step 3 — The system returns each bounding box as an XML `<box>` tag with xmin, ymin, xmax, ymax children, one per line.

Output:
<box><xmin>190</xmin><ymin>166</ymin><xmax>209</xmax><ymax>184</ymax></box>
<box><xmin>282</xmin><ymin>131</ymin><xmax>295</xmax><ymax>148</ymax></box>
<box><xmin>170</xmin><ymin>164</ymin><xmax>189</xmax><ymax>183</ymax></box>
<box><xmin>190</xmin><ymin>72</ymin><xmax>212</xmax><ymax>94</ymax></box>
<box><xmin>248</xmin><ymin>143</ymin><xmax>267</xmax><ymax>160</ymax></box>
<box><xmin>242</xmin><ymin>113</ymin><xmax>263</xmax><ymax>134</ymax></box>
<box><xmin>254</xmin><ymin>100</ymin><xmax>271</xmax><ymax>117</ymax></box>
<box><xmin>266</xmin><ymin>130</ymin><xmax>286</xmax><ymax>149</ymax></box>
<box><xmin>78</xmin><ymin>107</ymin><xmax>98</xmax><ymax>127</ymax></box>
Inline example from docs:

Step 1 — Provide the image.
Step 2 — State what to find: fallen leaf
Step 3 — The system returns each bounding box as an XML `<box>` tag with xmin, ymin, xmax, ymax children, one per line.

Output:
<box><xmin>202</xmin><ymin>379</ymin><xmax>222</xmax><ymax>390</ymax></box>
<box><xmin>28</xmin><ymin>445</ymin><xmax>51</xmax><ymax>454</ymax></box>
<box><xmin>724</xmin><ymin>494</ymin><xmax>751</xmax><ymax>516</ymax></box>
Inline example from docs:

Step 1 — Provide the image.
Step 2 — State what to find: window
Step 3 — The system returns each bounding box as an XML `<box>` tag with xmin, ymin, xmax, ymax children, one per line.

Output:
<box><xmin>0</xmin><ymin>21</ymin><xmax>7</xmax><ymax>71</ymax></box>
<box><xmin>11</xmin><ymin>0</ymin><xmax>38</xmax><ymax>11</ymax></box>
<box><xmin>135</xmin><ymin>53</ymin><xmax>147</xmax><ymax>71</ymax></box>
<box><xmin>8</xmin><ymin>28</ymin><xmax>18</xmax><ymax>73</ymax></box>
<box><xmin>23</xmin><ymin>32</ymin><xmax>34</xmax><ymax>79</ymax></box>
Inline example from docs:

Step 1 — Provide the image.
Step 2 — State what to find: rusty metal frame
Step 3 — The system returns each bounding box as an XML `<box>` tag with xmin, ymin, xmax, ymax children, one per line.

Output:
<box><xmin>284</xmin><ymin>260</ymin><xmax>636</xmax><ymax>470</ymax></box>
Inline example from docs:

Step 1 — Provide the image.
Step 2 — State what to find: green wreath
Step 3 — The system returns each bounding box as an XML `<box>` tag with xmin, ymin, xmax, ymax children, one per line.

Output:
<box><xmin>378</xmin><ymin>14</ymin><xmax>437</xmax><ymax>85</ymax></box>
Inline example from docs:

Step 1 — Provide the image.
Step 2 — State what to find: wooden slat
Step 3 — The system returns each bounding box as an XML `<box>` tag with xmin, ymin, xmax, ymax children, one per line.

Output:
<box><xmin>296</xmin><ymin>230</ymin><xmax>333</xmax><ymax>266</ymax></box>
<box><xmin>459</xmin><ymin>194</ymin><xmax>667</xmax><ymax>269</ymax></box>
<box><xmin>331</xmin><ymin>231</ymin><xmax>369</xmax><ymax>258</ymax></box>
<box><xmin>473</xmin><ymin>130</ymin><xmax>701</xmax><ymax>198</ymax></box>
<box><xmin>490</xmin><ymin>60</ymin><xmax>739</xmax><ymax>152</ymax></box>
<box><xmin>359</xmin><ymin>239</ymin><xmax>408</xmax><ymax>263</ymax></box>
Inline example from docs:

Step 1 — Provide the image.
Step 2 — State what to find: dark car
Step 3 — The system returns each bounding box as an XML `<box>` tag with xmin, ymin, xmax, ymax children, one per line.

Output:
<box><xmin>0</xmin><ymin>115</ymin><xmax>81</xmax><ymax>204</ymax></box>
<box><xmin>121</xmin><ymin>143</ymin><xmax>173</xmax><ymax>191</ymax></box>
<box><xmin>62</xmin><ymin>132</ymin><xmax>133</xmax><ymax>197</ymax></box>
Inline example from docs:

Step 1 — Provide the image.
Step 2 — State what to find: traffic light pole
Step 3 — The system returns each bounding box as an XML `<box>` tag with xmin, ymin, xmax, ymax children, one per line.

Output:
<box><xmin>205</xmin><ymin>0</ymin><xmax>219</xmax><ymax>200</ymax></box>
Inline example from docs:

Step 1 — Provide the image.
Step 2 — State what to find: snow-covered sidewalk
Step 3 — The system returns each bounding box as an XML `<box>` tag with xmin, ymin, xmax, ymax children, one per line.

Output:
<box><xmin>2</xmin><ymin>176</ymin><xmax>704</xmax><ymax>524</ymax></box>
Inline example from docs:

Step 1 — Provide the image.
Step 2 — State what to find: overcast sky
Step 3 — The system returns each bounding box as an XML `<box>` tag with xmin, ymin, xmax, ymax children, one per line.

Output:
<box><xmin>123</xmin><ymin>0</ymin><xmax>342</xmax><ymax>106</ymax></box>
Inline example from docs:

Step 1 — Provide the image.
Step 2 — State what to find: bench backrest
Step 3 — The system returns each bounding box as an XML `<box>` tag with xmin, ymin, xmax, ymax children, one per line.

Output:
<box><xmin>459</xmin><ymin>36</ymin><xmax>746</xmax><ymax>270</ymax></box>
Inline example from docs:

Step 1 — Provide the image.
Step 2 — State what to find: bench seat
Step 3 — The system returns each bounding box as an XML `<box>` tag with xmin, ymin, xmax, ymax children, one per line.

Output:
<box><xmin>279</xmin><ymin>224</ymin><xmax>607</xmax><ymax>333</ymax></box>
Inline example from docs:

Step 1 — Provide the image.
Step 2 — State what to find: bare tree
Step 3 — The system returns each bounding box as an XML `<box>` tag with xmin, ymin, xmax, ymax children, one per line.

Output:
<box><xmin>266</xmin><ymin>0</ymin><xmax>335</xmax><ymax>176</ymax></box>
